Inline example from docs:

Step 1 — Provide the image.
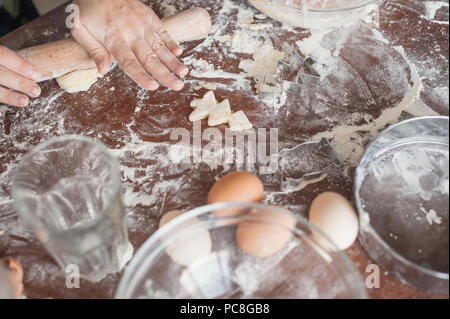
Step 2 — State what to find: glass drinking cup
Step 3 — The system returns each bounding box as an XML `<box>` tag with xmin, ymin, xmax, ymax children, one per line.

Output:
<box><xmin>11</xmin><ymin>135</ymin><xmax>133</xmax><ymax>282</ymax></box>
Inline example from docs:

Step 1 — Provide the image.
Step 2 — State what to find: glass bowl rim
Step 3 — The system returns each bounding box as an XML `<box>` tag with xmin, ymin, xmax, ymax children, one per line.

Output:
<box><xmin>116</xmin><ymin>202</ymin><xmax>368</xmax><ymax>299</ymax></box>
<box><xmin>354</xmin><ymin>116</ymin><xmax>450</xmax><ymax>280</ymax></box>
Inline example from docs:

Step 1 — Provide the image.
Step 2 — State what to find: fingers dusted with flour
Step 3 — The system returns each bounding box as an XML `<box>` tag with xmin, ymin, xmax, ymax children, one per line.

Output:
<box><xmin>72</xmin><ymin>0</ymin><xmax>189</xmax><ymax>91</ymax></box>
<box><xmin>131</xmin><ymin>39</ymin><xmax>183</xmax><ymax>91</ymax></box>
<box><xmin>0</xmin><ymin>45</ymin><xmax>40</xmax><ymax>107</ymax></box>
<box><xmin>130</xmin><ymin>2</ymin><xmax>188</xmax><ymax>77</ymax></box>
<box><xmin>71</xmin><ymin>23</ymin><xmax>111</xmax><ymax>75</ymax></box>
<box><xmin>0</xmin><ymin>86</ymin><xmax>29</xmax><ymax>107</ymax></box>
<box><xmin>109</xmin><ymin>37</ymin><xmax>160</xmax><ymax>91</ymax></box>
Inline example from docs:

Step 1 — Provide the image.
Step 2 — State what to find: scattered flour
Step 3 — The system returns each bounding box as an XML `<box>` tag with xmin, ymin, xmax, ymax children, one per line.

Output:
<box><xmin>159</xmin><ymin>0</ymin><xmax>177</xmax><ymax>17</ymax></box>
<box><xmin>181</xmin><ymin>0</ymin><xmax>290</xmax><ymax>109</ymax></box>
<box><xmin>419</xmin><ymin>207</ymin><xmax>443</xmax><ymax>226</ymax></box>
<box><xmin>231</xmin><ymin>29</ymin><xmax>264</xmax><ymax>54</ymax></box>
<box><xmin>299</xmin><ymin>24</ymin><xmax>423</xmax><ymax>167</ymax></box>
<box><xmin>0</xmin><ymin>0</ymin><xmax>448</xmax><ymax>299</ymax></box>
<box><xmin>233</xmin><ymin>240</ymin><xmax>298</xmax><ymax>296</ymax></box>
<box><xmin>183</xmin><ymin>56</ymin><xmax>247</xmax><ymax>86</ymax></box>
<box><xmin>239</xmin><ymin>41</ymin><xmax>286</xmax><ymax>87</ymax></box>
<box><xmin>423</xmin><ymin>1</ymin><xmax>449</xmax><ymax>20</ymax></box>
<box><xmin>237</xmin><ymin>7</ymin><xmax>255</xmax><ymax>25</ymax></box>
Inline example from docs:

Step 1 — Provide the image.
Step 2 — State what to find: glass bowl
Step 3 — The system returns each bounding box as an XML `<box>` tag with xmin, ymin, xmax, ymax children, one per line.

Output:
<box><xmin>248</xmin><ymin>0</ymin><xmax>383</xmax><ymax>29</ymax></box>
<box><xmin>116</xmin><ymin>203</ymin><xmax>367</xmax><ymax>299</ymax></box>
<box><xmin>355</xmin><ymin>116</ymin><xmax>449</xmax><ymax>294</ymax></box>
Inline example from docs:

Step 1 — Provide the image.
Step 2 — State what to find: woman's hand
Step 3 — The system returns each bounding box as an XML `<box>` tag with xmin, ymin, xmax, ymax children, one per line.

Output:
<box><xmin>71</xmin><ymin>0</ymin><xmax>189</xmax><ymax>91</ymax></box>
<box><xmin>0</xmin><ymin>46</ymin><xmax>40</xmax><ymax>107</ymax></box>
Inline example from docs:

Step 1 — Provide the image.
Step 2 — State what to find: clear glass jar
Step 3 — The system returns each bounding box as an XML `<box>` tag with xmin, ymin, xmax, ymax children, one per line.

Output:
<box><xmin>11</xmin><ymin>135</ymin><xmax>133</xmax><ymax>282</ymax></box>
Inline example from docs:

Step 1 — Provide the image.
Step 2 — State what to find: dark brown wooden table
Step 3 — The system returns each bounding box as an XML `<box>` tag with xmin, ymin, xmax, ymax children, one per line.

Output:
<box><xmin>0</xmin><ymin>0</ymin><xmax>448</xmax><ymax>298</ymax></box>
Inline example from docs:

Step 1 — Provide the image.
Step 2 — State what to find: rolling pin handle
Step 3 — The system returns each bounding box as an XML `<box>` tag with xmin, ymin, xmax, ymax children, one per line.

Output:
<box><xmin>16</xmin><ymin>7</ymin><xmax>212</xmax><ymax>82</ymax></box>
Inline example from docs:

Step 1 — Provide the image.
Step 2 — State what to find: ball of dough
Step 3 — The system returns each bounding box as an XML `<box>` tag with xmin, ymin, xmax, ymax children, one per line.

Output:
<box><xmin>56</xmin><ymin>68</ymin><xmax>102</xmax><ymax>93</ymax></box>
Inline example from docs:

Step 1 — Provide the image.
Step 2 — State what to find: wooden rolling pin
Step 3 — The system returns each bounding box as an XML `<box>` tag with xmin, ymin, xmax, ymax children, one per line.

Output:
<box><xmin>16</xmin><ymin>7</ymin><xmax>212</xmax><ymax>82</ymax></box>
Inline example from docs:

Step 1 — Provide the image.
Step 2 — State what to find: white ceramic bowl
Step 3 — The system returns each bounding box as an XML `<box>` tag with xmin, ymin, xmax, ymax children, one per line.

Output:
<box><xmin>249</xmin><ymin>0</ymin><xmax>383</xmax><ymax>29</ymax></box>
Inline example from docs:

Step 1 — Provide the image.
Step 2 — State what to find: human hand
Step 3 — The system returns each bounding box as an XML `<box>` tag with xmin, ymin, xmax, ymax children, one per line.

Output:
<box><xmin>71</xmin><ymin>0</ymin><xmax>189</xmax><ymax>91</ymax></box>
<box><xmin>0</xmin><ymin>46</ymin><xmax>40</xmax><ymax>107</ymax></box>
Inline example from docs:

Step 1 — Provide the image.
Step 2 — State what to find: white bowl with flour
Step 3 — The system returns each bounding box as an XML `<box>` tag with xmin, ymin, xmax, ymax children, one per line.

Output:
<box><xmin>248</xmin><ymin>0</ymin><xmax>382</xmax><ymax>29</ymax></box>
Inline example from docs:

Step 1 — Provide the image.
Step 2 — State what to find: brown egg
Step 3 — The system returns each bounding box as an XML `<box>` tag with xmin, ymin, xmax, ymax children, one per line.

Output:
<box><xmin>1</xmin><ymin>257</ymin><xmax>24</xmax><ymax>299</ymax></box>
<box><xmin>208</xmin><ymin>171</ymin><xmax>264</xmax><ymax>217</ymax></box>
<box><xmin>236</xmin><ymin>206</ymin><xmax>296</xmax><ymax>258</ymax></box>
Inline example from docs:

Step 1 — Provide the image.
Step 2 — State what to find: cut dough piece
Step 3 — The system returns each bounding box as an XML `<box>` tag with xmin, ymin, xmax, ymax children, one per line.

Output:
<box><xmin>208</xmin><ymin>99</ymin><xmax>232</xmax><ymax>126</ymax></box>
<box><xmin>190</xmin><ymin>90</ymin><xmax>218</xmax><ymax>121</ymax></box>
<box><xmin>189</xmin><ymin>91</ymin><xmax>253</xmax><ymax>132</ymax></box>
<box><xmin>229</xmin><ymin>111</ymin><xmax>253</xmax><ymax>131</ymax></box>
<box><xmin>195</xmin><ymin>81</ymin><xmax>218</xmax><ymax>90</ymax></box>
<box><xmin>190</xmin><ymin>90</ymin><xmax>233</xmax><ymax>125</ymax></box>
<box><xmin>56</xmin><ymin>68</ymin><xmax>102</xmax><ymax>93</ymax></box>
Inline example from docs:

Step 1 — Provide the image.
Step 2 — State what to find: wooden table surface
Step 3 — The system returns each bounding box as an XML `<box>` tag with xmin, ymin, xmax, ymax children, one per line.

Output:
<box><xmin>0</xmin><ymin>0</ymin><xmax>448</xmax><ymax>299</ymax></box>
